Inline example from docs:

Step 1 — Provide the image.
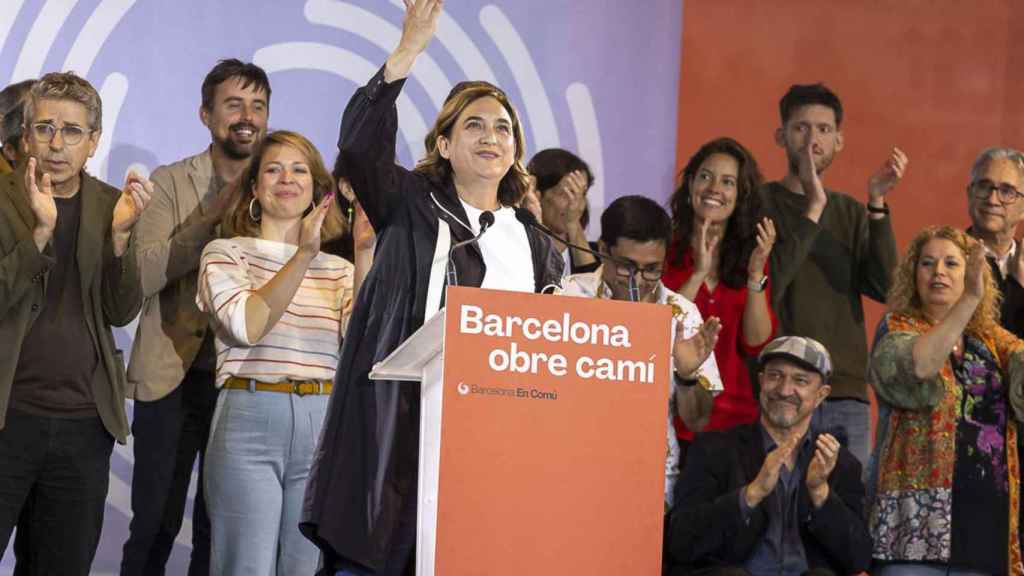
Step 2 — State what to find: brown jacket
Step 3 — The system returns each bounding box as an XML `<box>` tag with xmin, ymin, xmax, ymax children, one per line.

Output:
<box><xmin>0</xmin><ymin>164</ymin><xmax>141</xmax><ymax>440</ymax></box>
<box><xmin>127</xmin><ymin>148</ymin><xmax>222</xmax><ymax>401</ymax></box>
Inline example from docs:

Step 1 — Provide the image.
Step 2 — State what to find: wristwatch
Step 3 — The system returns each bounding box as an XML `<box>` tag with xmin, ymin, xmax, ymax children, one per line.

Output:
<box><xmin>867</xmin><ymin>202</ymin><xmax>890</xmax><ymax>215</ymax></box>
<box><xmin>675</xmin><ymin>374</ymin><xmax>712</xmax><ymax>390</ymax></box>
<box><xmin>747</xmin><ymin>275</ymin><xmax>768</xmax><ymax>293</ymax></box>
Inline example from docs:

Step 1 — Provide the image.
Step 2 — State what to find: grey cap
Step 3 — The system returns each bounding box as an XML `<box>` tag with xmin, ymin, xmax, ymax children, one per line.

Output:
<box><xmin>758</xmin><ymin>336</ymin><xmax>832</xmax><ymax>380</ymax></box>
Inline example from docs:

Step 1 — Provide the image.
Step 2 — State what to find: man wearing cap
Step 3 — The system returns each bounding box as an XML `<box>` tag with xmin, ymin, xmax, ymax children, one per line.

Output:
<box><xmin>664</xmin><ymin>336</ymin><xmax>871</xmax><ymax>576</ymax></box>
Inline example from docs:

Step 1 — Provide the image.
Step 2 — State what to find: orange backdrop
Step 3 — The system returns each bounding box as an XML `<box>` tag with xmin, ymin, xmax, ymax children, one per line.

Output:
<box><xmin>676</xmin><ymin>0</ymin><xmax>1024</xmax><ymax>430</ymax></box>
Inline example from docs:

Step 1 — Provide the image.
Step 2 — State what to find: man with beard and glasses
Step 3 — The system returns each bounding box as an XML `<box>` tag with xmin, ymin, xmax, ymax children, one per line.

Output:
<box><xmin>665</xmin><ymin>336</ymin><xmax>871</xmax><ymax>576</ymax></box>
<box><xmin>760</xmin><ymin>83</ymin><xmax>907</xmax><ymax>468</ymax></box>
<box><xmin>121</xmin><ymin>59</ymin><xmax>270</xmax><ymax>576</ymax></box>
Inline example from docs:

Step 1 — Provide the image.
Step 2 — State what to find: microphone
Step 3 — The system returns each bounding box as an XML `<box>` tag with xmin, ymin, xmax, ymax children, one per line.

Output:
<box><xmin>514</xmin><ymin>210</ymin><xmax>641</xmax><ymax>302</ymax></box>
<box><xmin>446</xmin><ymin>211</ymin><xmax>495</xmax><ymax>287</ymax></box>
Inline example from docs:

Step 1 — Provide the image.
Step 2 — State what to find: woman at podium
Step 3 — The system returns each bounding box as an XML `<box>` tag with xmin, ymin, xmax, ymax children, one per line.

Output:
<box><xmin>196</xmin><ymin>130</ymin><xmax>353</xmax><ymax>575</ymax></box>
<box><xmin>300</xmin><ymin>1</ymin><xmax>564</xmax><ymax>575</ymax></box>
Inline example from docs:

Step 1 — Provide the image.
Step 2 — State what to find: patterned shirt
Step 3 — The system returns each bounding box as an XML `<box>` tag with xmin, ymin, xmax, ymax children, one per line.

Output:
<box><xmin>197</xmin><ymin>237</ymin><xmax>353</xmax><ymax>387</ymax></box>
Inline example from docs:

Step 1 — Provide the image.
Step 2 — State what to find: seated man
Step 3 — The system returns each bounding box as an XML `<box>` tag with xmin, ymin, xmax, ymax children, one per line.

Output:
<box><xmin>665</xmin><ymin>336</ymin><xmax>871</xmax><ymax>576</ymax></box>
<box><xmin>560</xmin><ymin>195</ymin><xmax>723</xmax><ymax>507</ymax></box>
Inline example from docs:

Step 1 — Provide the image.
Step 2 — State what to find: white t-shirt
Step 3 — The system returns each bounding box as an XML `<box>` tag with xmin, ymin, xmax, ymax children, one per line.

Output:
<box><xmin>459</xmin><ymin>200</ymin><xmax>534</xmax><ymax>293</ymax></box>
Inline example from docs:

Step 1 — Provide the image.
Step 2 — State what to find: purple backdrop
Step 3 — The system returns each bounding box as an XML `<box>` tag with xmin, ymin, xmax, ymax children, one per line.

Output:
<box><xmin>0</xmin><ymin>0</ymin><xmax>682</xmax><ymax>573</ymax></box>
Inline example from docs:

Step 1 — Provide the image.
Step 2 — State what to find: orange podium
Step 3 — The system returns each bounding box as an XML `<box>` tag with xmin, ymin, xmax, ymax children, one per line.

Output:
<box><xmin>369</xmin><ymin>286</ymin><xmax>672</xmax><ymax>575</ymax></box>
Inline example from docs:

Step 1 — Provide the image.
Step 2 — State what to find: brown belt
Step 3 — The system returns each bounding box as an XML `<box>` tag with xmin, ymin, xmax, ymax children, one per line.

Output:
<box><xmin>223</xmin><ymin>376</ymin><xmax>333</xmax><ymax>396</ymax></box>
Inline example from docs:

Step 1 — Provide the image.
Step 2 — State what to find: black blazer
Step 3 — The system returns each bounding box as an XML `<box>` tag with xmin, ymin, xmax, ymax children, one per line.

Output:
<box><xmin>665</xmin><ymin>422</ymin><xmax>871</xmax><ymax>575</ymax></box>
<box><xmin>301</xmin><ymin>65</ymin><xmax>564</xmax><ymax>573</ymax></box>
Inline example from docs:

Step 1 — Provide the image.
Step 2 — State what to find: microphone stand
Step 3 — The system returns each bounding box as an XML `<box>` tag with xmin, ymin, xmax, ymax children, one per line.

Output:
<box><xmin>446</xmin><ymin>211</ymin><xmax>496</xmax><ymax>288</ymax></box>
<box><xmin>516</xmin><ymin>210</ymin><xmax>641</xmax><ymax>302</ymax></box>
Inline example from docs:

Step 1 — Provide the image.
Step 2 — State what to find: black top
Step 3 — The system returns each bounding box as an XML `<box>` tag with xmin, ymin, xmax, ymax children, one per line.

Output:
<box><xmin>948</xmin><ymin>335</ymin><xmax>1012</xmax><ymax>575</ymax></box>
<box><xmin>12</xmin><ymin>193</ymin><xmax>98</xmax><ymax>417</ymax></box>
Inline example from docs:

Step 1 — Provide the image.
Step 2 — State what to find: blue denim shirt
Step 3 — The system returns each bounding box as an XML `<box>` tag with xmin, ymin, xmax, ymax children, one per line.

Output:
<box><xmin>738</xmin><ymin>424</ymin><xmax>814</xmax><ymax>576</ymax></box>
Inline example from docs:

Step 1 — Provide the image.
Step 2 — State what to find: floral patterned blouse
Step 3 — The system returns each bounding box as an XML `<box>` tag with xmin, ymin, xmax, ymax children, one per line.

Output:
<box><xmin>868</xmin><ymin>312</ymin><xmax>1024</xmax><ymax>575</ymax></box>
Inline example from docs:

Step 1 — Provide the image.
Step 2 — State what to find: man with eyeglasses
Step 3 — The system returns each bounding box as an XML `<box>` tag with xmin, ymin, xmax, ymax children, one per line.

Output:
<box><xmin>665</xmin><ymin>335</ymin><xmax>871</xmax><ymax>576</ymax></box>
<box><xmin>965</xmin><ymin>148</ymin><xmax>1024</xmax><ymax>336</ymax></box>
<box><xmin>560</xmin><ymin>195</ymin><xmax>723</xmax><ymax>509</ymax></box>
<box><xmin>0</xmin><ymin>71</ymin><xmax>151</xmax><ymax>575</ymax></box>
<box><xmin>121</xmin><ymin>59</ymin><xmax>270</xmax><ymax>576</ymax></box>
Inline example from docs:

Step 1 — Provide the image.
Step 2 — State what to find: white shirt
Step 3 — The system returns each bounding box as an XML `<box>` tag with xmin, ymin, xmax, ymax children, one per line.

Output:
<box><xmin>984</xmin><ymin>239</ymin><xmax>1018</xmax><ymax>280</ymax></box>
<box><xmin>460</xmin><ymin>200</ymin><xmax>534</xmax><ymax>293</ymax></box>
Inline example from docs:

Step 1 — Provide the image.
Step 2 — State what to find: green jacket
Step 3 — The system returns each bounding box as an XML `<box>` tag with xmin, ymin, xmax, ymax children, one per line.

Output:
<box><xmin>0</xmin><ymin>164</ymin><xmax>141</xmax><ymax>442</ymax></box>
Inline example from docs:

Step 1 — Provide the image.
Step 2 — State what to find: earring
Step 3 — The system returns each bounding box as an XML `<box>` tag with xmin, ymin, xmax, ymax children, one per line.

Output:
<box><xmin>248</xmin><ymin>197</ymin><xmax>261</xmax><ymax>222</ymax></box>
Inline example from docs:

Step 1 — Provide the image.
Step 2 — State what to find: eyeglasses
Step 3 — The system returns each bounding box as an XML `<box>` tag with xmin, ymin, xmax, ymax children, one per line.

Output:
<box><xmin>970</xmin><ymin>179</ymin><xmax>1024</xmax><ymax>204</ymax></box>
<box><xmin>29</xmin><ymin>122</ymin><xmax>94</xmax><ymax>146</ymax></box>
<box><xmin>612</xmin><ymin>261</ymin><xmax>663</xmax><ymax>282</ymax></box>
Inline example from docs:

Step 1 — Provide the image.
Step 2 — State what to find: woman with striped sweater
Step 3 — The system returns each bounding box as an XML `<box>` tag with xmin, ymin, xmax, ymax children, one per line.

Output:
<box><xmin>196</xmin><ymin>130</ymin><xmax>353</xmax><ymax>575</ymax></box>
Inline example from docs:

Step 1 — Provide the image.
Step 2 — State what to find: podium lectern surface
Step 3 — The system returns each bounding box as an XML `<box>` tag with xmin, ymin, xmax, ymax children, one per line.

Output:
<box><xmin>370</xmin><ymin>286</ymin><xmax>671</xmax><ymax>575</ymax></box>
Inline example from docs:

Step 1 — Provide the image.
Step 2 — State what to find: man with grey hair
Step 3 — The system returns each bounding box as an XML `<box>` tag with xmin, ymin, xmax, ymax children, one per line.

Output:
<box><xmin>0</xmin><ymin>71</ymin><xmax>152</xmax><ymax>575</ymax></box>
<box><xmin>0</xmin><ymin>79</ymin><xmax>35</xmax><ymax>173</ymax></box>
<box><xmin>965</xmin><ymin>147</ymin><xmax>1024</xmax><ymax>336</ymax></box>
<box><xmin>666</xmin><ymin>335</ymin><xmax>871</xmax><ymax>576</ymax></box>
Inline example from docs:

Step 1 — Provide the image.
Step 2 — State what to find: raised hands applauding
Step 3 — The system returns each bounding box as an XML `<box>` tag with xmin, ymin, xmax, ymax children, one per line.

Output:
<box><xmin>112</xmin><ymin>171</ymin><xmax>154</xmax><ymax>256</ymax></box>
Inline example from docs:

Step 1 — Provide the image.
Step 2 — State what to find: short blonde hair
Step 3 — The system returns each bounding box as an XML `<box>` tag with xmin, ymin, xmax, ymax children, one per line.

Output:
<box><xmin>226</xmin><ymin>130</ymin><xmax>347</xmax><ymax>243</ymax></box>
<box><xmin>887</xmin><ymin>225</ymin><xmax>1000</xmax><ymax>334</ymax></box>
<box><xmin>414</xmin><ymin>81</ymin><xmax>529</xmax><ymax>206</ymax></box>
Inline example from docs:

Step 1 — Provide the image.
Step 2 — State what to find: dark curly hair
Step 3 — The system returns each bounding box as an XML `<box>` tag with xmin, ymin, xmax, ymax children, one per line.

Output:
<box><xmin>669</xmin><ymin>137</ymin><xmax>764</xmax><ymax>289</ymax></box>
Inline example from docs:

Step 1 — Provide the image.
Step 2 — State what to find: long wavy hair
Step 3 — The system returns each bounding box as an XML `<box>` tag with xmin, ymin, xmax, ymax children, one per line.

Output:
<box><xmin>887</xmin><ymin>225</ymin><xmax>1000</xmax><ymax>334</ymax></box>
<box><xmin>669</xmin><ymin>137</ymin><xmax>764</xmax><ymax>289</ymax></box>
<box><xmin>414</xmin><ymin>81</ymin><xmax>529</xmax><ymax>206</ymax></box>
<box><xmin>226</xmin><ymin>130</ymin><xmax>346</xmax><ymax>243</ymax></box>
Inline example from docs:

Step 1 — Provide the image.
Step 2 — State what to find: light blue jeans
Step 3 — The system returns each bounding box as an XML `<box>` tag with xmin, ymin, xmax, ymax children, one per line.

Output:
<box><xmin>816</xmin><ymin>398</ymin><xmax>871</xmax><ymax>469</ymax></box>
<box><xmin>204</xmin><ymin>388</ymin><xmax>328</xmax><ymax>576</ymax></box>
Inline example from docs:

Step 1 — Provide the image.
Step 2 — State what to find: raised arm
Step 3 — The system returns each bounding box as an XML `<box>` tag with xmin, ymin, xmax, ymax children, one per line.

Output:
<box><xmin>103</xmin><ymin>172</ymin><xmax>152</xmax><ymax>325</ymax></box>
<box><xmin>857</xmin><ymin>147</ymin><xmax>907</xmax><ymax>302</ymax></box>
<box><xmin>910</xmin><ymin>242</ymin><xmax>984</xmax><ymax>380</ymax></box>
<box><xmin>741</xmin><ymin>217</ymin><xmax>776</xmax><ymax>348</ymax></box>
<box><xmin>243</xmin><ymin>195</ymin><xmax>334</xmax><ymax>343</ymax></box>
<box><xmin>0</xmin><ymin>162</ymin><xmax>57</xmax><ymax>318</ymax></box>
<box><xmin>338</xmin><ymin>0</ymin><xmax>443</xmax><ymax>232</ymax></box>
<box><xmin>135</xmin><ymin>167</ymin><xmax>236</xmax><ymax>298</ymax></box>
<box><xmin>197</xmin><ymin>195</ymin><xmax>333</xmax><ymax>345</ymax></box>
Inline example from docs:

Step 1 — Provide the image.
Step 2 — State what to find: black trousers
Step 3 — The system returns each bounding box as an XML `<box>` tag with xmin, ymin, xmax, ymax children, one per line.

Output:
<box><xmin>120</xmin><ymin>368</ymin><xmax>218</xmax><ymax>576</ymax></box>
<box><xmin>0</xmin><ymin>408</ymin><xmax>114</xmax><ymax>576</ymax></box>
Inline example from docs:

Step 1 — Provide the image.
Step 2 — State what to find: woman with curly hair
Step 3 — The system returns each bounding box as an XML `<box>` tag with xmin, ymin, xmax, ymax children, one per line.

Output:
<box><xmin>663</xmin><ymin>137</ymin><xmax>778</xmax><ymax>455</ymax></box>
<box><xmin>868</xmin><ymin>225</ymin><xmax>1024</xmax><ymax>576</ymax></box>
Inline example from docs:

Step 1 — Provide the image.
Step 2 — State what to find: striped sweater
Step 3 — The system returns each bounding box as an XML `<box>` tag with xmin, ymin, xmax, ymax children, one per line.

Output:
<box><xmin>197</xmin><ymin>237</ymin><xmax>353</xmax><ymax>387</ymax></box>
